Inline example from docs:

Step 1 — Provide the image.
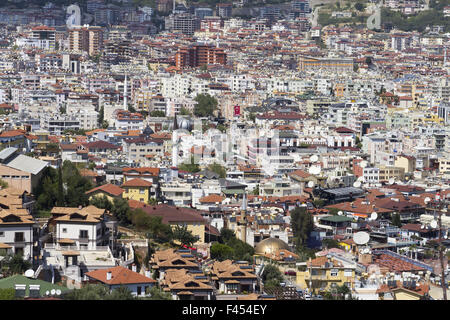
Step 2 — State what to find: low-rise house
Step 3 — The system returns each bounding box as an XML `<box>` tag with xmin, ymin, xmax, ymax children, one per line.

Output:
<box><xmin>161</xmin><ymin>268</ymin><xmax>214</xmax><ymax>300</ymax></box>
<box><xmin>121</xmin><ymin>178</ymin><xmax>153</xmax><ymax>203</ymax></box>
<box><xmin>149</xmin><ymin>249</ymin><xmax>201</xmax><ymax>281</ymax></box>
<box><xmin>85</xmin><ymin>184</ymin><xmax>125</xmax><ymax>202</ymax></box>
<box><xmin>85</xmin><ymin>266</ymin><xmax>157</xmax><ymax>297</ymax></box>
<box><xmin>51</xmin><ymin>205</ymin><xmax>112</xmax><ymax>250</ymax></box>
<box><xmin>0</xmin><ymin>211</ymin><xmax>35</xmax><ymax>260</ymax></box>
<box><xmin>376</xmin><ymin>280</ymin><xmax>430</xmax><ymax>300</ymax></box>
<box><xmin>210</xmin><ymin>260</ymin><xmax>258</xmax><ymax>294</ymax></box>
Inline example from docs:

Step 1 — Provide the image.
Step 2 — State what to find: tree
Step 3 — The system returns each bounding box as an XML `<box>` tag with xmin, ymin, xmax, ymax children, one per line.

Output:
<box><xmin>90</xmin><ymin>195</ymin><xmax>112</xmax><ymax>212</ymax></box>
<box><xmin>208</xmin><ymin>162</ymin><xmax>226</xmax><ymax>178</ymax></box>
<box><xmin>172</xmin><ymin>225</ymin><xmax>198</xmax><ymax>247</ymax></box>
<box><xmin>98</xmin><ymin>106</ymin><xmax>104</xmax><ymax>126</ymax></box>
<box><xmin>194</xmin><ymin>94</ymin><xmax>218</xmax><ymax>117</ymax></box>
<box><xmin>262</xmin><ymin>264</ymin><xmax>283</xmax><ymax>292</ymax></box>
<box><xmin>0</xmin><ymin>178</ymin><xmax>8</xmax><ymax>189</ymax></box>
<box><xmin>210</xmin><ymin>243</ymin><xmax>235</xmax><ymax>261</ymax></box>
<box><xmin>327</xmin><ymin>208</ymin><xmax>340</xmax><ymax>215</ymax></box>
<box><xmin>102</xmin><ymin>120</ymin><xmax>109</xmax><ymax>129</ymax></box>
<box><xmin>107</xmin><ymin>286</ymin><xmax>136</xmax><ymax>300</ymax></box>
<box><xmin>146</xmin><ymin>286</ymin><xmax>172</xmax><ymax>300</ymax></box>
<box><xmin>392</xmin><ymin>213</ymin><xmax>402</xmax><ymax>227</ymax></box>
<box><xmin>290</xmin><ymin>206</ymin><xmax>314</xmax><ymax>248</ymax></box>
<box><xmin>56</xmin><ymin>165</ymin><xmax>64</xmax><ymax>206</ymax></box>
<box><xmin>3</xmin><ymin>254</ymin><xmax>31</xmax><ymax>275</ymax></box>
<box><xmin>354</xmin><ymin>2</ymin><xmax>365</xmax><ymax>11</ymax></box>
<box><xmin>112</xmin><ymin>197</ymin><xmax>131</xmax><ymax>225</ymax></box>
<box><xmin>219</xmin><ymin>228</ymin><xmax>236</xmax><ymax>243</ymax></box>
<box><xmin>64</xmin><ymin>284</ymin><xmax>110</xmax><ymax>300</ymax></box>
<box><xmin>150</xmin><ymin>110</ymin><xmax>166</xmax><ymax>117</ymax></box>
<box><xmin>179</xmin><ymin>107</ymin><xmax>191</xmax><ymax>116</ymax></box>
<box><xmin>0</xmin><ymin>288</ymin><xmax>15</xmax><ymax>300</ymax></box>
<box><xmin>252</xmin><ymin>185</ymin><xmax>260</xmax><ymax>195</ymax></box>
<box><xmin>322</xmin><ymin>238</ymin><xmax>340</xmax><ymax>249</ymax></box>
<box><xmin>178</xmin><ymin>156</ymin><xmax>200</xmax><ymax>173</ymax></box>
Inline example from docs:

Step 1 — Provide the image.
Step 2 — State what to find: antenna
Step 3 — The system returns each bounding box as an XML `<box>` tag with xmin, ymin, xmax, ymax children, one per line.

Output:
<box><xmin>353</xmin><ymin>231</ymin><xmax>370</xmax><ymax>245</ymax></box>
<box><xmin>370</xmin><ymin>212</ymin><xmax>378</xmax><ymax>221</ymax></box>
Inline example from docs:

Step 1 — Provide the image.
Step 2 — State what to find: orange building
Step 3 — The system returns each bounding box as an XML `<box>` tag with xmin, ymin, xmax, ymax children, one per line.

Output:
<box><xmin>175</xmin><ymin>45</ymin><xmax>227</xmax><ymax>69</ymax></box>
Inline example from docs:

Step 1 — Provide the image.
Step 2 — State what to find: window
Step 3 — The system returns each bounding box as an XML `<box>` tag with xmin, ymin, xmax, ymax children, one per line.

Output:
<box><xmin>140</xmin><ymin>188</ymin><xmax>145</xmax><ymax>194</ymax></box>
<box><xmin>330</xmin><ymin>269</ymin><xmax>338</xmax><ymax>277</ymax></box>
<box><xmin>137</xmin><ymin>286</ymin><xmax>142</xmax><ymax>295</ymax></box>
<box><xmin>79</xmin><ymin>230</ymin><xmax>88</xmax><ymax>239</ymax></box>
<box><xmin>0</xmin><ymin>232</ymin><xmax>4</xmax><ymax>237</ymax></box>
<box><xmin>14</xmin><ymin>232</ymin><xmax>24</xmax><ymax>242</ymax></box>
<box><xmin>62</xmin><ymin>228</ymin><xmax>67</xmax><ymax>233</ymax></box>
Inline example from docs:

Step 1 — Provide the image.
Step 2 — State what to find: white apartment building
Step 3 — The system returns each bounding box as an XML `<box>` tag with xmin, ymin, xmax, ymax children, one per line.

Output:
<box><xmin>0</xmin><ymin>213</ymin><xmax>35</xmax><ymax>260</ymax></box>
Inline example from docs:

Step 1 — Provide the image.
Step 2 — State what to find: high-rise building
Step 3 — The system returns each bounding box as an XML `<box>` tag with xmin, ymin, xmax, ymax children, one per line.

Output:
<box><xmin>31</xmin><ymin>26</ymin><xmax>56</xmax><ymax>50</ymax></box>
<box><xmin>165</xmin><ymin>13</ymin><xmax>200</xmax><ymax>35</ymax></box>
<box><xmin>69</xmin><ymin>26</ymin><xmax>104</xmax><ymax>56</ymax></box>
<box><xmin>175</xmin><ymin>44</ymin><xmax>227</xmax><ymax>69</ymax></box>
<box><xmin>216</xmin><ymin>3</ymin><xmax>232</xmax><ymax>18</ymax></box>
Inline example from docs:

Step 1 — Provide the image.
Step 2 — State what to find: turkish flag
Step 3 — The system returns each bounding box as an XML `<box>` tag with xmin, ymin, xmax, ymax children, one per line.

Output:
<box><xmin>234</xmin><ymin>105</ymin><xmax>240</xmax><ymax>116</ymax></box>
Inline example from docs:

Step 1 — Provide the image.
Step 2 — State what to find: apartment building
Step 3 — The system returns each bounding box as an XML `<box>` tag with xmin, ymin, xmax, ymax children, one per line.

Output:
<box><xmin>298</xmin><ymin>56</ymin><xmax>354</xmax><ymax>73</ymax></box>
<box><xmin>175</xmin><ymin>44</ymin><xmax>227</xmax><ymax>69</ymax></box>
<box><xmin>69</xmin><ymin>26</ymin><xmax>104</xmax><ymax>56</ymax></box>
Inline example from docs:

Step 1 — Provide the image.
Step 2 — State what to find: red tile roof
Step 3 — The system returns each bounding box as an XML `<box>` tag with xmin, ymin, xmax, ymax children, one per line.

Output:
<box><xmin>85</xmin><ymin>184</ymin><xmax>124</xmax><ymax>197</ymax></box>
<box><xmin>86</xmin><ymin>266</ymin><xmax>156</xmax><ymax>285</ymax></box>
<box><xmin>122</xmin><ymin>178</ymin><xmax>152</xmax><ymax>188</ymax></box>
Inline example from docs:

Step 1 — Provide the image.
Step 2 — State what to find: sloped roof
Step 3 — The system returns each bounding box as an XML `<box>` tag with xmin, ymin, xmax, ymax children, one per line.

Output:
<box><xmin>85</xmin><ymin>184</ymin><xmax>124</xmax><ymax>197</ymax></box>
<box><xmin>122</xmin><ymin>178</ymin><xmax>152</xmax><ymax>188</ymax></box>
<box><xmin>86</xmin><ymin>266</ymin><xmax>156</xmax><ymax>285</ymax></box>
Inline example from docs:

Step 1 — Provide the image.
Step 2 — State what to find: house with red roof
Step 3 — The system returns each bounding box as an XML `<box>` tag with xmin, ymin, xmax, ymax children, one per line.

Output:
<box><xmin>85</xmin><ymin>266</ymin><xmax>156</xmax><ymax>297</ymax></box>
<box><xmin>85</xmin><ymin>184</ymin><xmax>125</xmax><ymax>202</ymax></box>
<box><xmin>121</xmin><ymin>178</ymin><xmax>153</xmax><ymax>203</ymax></box>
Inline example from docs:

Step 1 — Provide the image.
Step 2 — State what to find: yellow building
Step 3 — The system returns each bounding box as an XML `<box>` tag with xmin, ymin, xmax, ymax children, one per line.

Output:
<box><xmin>394</xmin><ymin>155</ymin><xmax>416</xmax><ymax>173</ymax></box>
<box><xmin>121</xmin><ymin>178</ymin><xmax>153</xmax><ymax>203</ymax></box>
<box><xmin>85</xmin><ymin>183</ymin><xmax>125</xmax><ymax>202</ymax></box>
<box><xmin>296</xmin><ymin>256</ymin><xmax>355</xmax><ymax>294</ymax></box>
<box><xmin>377</xmin><ymin>165</ymin><xmax>405</xmax><ymax>182</ymax></box>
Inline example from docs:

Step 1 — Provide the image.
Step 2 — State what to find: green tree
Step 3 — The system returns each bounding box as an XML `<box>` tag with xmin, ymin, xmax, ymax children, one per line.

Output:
<box><xmin>179</xmin><ymin>107</ymin><xmax>191</xmax><ymax>116</ymax></box>
<box><xmin>327</xmin><ymin>208</ymin><xmax>340</xmax><ymax>215</ymax></box>
<box><xmin>391</xmin><ymin>213</ymin><xmax>402</xmax><ymax>227</ymax></box>
<box><xmin>322</xmin><ymin>238</ymin><xmax>340</xmax><ymax>249</ymax></box>
<box><xmin>354</xmin><ymin>2</ymin><xmax>365</xmax><ymax>11</ymax></box>
<box><xmin>290</xmin><ymin>206</ymin><xmax>314</xmax><ymax>248</ymax></box>
<box><xmin>262</xmin><ymin>264</ymin><xmax>283</xmax><ymax>291</ymax></box>
<box><xmin>252</xmin><ymin>185</ymin><xmax>260</xmax><ymax>195</ymax></box>
<box><xmin>219</xmin><ymin>228</ymin><xmax>236</xmax><ymax>243</ymax></box>
<box><xmin>150</xmin><ymin>110</ymin><xmax>166</xmax><ymax>117</ymax></box>
<box><xmin>172</xmin><ymin>225</ymin><xmax>198</xmax><ymax>247</ymax></box>
<box><xmin>207</xmin><ymin>162</ymin><xmax>226</xmax><ymax>178</ymax></box>
<box><xmin>194</xmin><ymin>94</ymin><xmax>218</xmax><ymax>117</ymax></box>
<box><xmin>178</xmin><ymin>156</ymin><xmax>200</xmax><ymax>173</ymax></box>
<box><xmin>98</xmin><ymin>106</ymin><xmax>104</xmax><ymax>126</ymax></box>
<box><xmin>0</xmin><ymin>178</ymin><xmax>8</xmax><ymax>189</ymax></box>
<box><xmin>210</xmin><ymin>243</ymin><xmax>235</xmax><ymax>261</ymax></box>
<box><xmin>90</xmin><ymin>195</ymin><xmax>113</xmax><ymax>212</ymax></box>
<box><xmin>3</xmin><ymin>254</ymin><xmax>31</xmax><ymax>275</ymax></box>
<box><xmin>146</xmin><ymin>286</ymin><xmax>172</xmax><ymax>300</ymax></box>
<box><xmin>65</xmin><ymin>284</ymin><xmax>110</xmax><ymax>300</ymax></box>
<box><xmin>0</xmin><ymin>288</ymin><xmax>15</xmax><ymax>300</ymax></box>
<box><xmin>107</xmin><ymin>286</ymin><xmax>136</xmax><ymax>300</ymax></box>
<box><xmin>112</xmin><ymin>197</ymin><xmax>131</xmax><ymax>225</ymax></box>
<box><xmin>56</xmin><ymin>166</ymin><xmax>64</xmax><ymax>206</ymax></box>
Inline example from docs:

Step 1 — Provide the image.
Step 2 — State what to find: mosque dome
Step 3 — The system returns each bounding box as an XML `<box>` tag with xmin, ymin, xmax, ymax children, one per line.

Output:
<box><xmin>254</xmin><ymin>237</ymin><xmax>290</xmax><ymax>255</ymax></box>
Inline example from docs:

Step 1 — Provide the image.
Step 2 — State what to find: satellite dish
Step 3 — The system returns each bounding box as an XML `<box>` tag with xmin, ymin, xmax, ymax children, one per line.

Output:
<box><xmin>430</xmin><ymin>220</ymin><xmax>438</xmax><ymax>228</ymax></box>
<box><xmin>307</xmin><ymin>181</ymin><xmax>315</xmax><ymax>188</ymax></box>
<box><xmin>56</xmin><ymin>289</ymin><xmax>61</xmax><ymax>296</ymax></box>
<box><xmin>357</xmin><ymin>176</ymin><xmax>365</xmax><ymax>182</ymax></box>
<box><xmin>421</xmin><ymin>225</ymin><xmax>425</xmax><ymax>229</ymax></box>
<box><xmin>24</xmin><ymin>269</ymin><xmax>34</xmax><ymax>278</ymax></box>
<box><xmin>370</xmin><ymin>212</ymin><xmax>378</xmax><ymax>221</ymax></box>
<box><xmin>424</xmin><ymin>197</ymin><xmax>431</xmax><ymax>204</ymax></box>
<box><xmin>363</xmin><ymin>248</ymin><xmax>370</xmax><ymax>254</ymax></box>
<box><xmin>310</xmin><ymin>155</ymin><xmax>319</xmax><ymax>162</ymax></box>
<box><xmin>388</xmin><ymin>178</ymin><xmax>395</xmax><ymax>185</ymax></box>
<box><xmin>360</xmin><ymin>160</ymin><xmax>368</xmax><ymax>168</ymax></box>
<box><xmin>338</xmin><ymin>211</ymin><xmax>343</xmax><ymax>216</ymax></box>
<box><xmin>353</xmin><ymin>181</ymin><xmax>362</xmax><ymax>188</ymax></box>
<box><xmin>353</xmin><ymin>231</ymin><xmax>370</xmax><ymax>245</ymax></box>
<box><xmin>51</xmin><ymin>289</ymin><xmax>56</xmax><ymax>295</ymax></box>
<box><xmin>46</xmin><ymin>291</ymin><xmax>50</xmax><ymax>296</ymax></box>
<box><xmin>309</xmin><ymin>166</ymin><xmax>321</xmax><ymax>175</ymax></box>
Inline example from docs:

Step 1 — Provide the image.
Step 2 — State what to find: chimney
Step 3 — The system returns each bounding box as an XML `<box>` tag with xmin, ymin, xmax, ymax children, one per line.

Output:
<box><xmin>145</xmin><ymin>270</ymin><xmax>151</xmax><ymax>278</ymax></box>
<box><xmin>132</xmin><ymin>264</ymin><xmax>137</xmax><ymax>272</ymax></box>
<box><xmin>106</xmin><ymin>271</ymin><xmax>112</xmax><ymax>281</ymax></box>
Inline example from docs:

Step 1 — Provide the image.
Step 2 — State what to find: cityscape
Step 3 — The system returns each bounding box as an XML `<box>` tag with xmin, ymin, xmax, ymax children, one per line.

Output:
<box><xmin>0</xmin><ymin>0</ymin><xmax>448</xmax><ymax>303</ymax></box>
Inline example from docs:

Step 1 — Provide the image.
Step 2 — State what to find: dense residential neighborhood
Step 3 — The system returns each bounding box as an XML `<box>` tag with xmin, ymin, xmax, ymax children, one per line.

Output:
<box><xmin>0</xmin><ymin>0</ymin><xmax>448</xmax><ymax>302</ymax></box>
